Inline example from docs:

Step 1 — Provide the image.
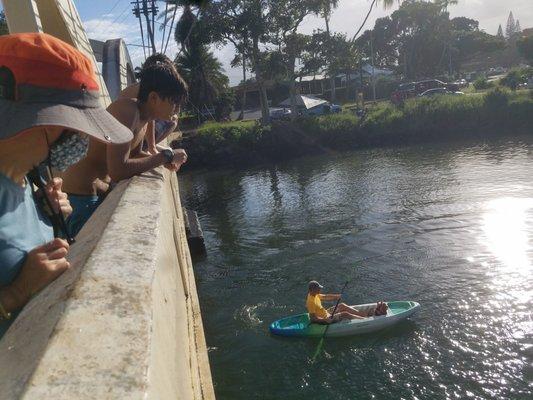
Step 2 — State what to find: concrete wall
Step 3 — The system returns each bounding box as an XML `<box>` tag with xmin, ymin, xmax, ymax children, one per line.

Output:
<box><xmin>0</xmin><ymin>169</ymin><xmax>215</xmax><ymax>399</ymax></box>
<box><xmin>102</xmin><ymin>39</ymin><xmax>136</xmax><ymax>101</ymax></box>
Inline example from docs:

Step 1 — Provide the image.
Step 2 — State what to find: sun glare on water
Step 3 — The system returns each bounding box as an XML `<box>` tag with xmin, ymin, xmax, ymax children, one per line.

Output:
<box><xmin>482</xmin><ymin>197</ymin><xmax>533</xmax><ymax>274</ymax></box>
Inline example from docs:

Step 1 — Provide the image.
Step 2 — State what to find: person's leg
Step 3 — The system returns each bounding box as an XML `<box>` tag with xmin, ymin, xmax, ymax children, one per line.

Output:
<box><xmin>65</xmin><ymin>194</ymin><xmax>103</xmax><ymax>237</ymax></box>
<box><xmin>337</xmin><ymin>311</ymin><xmax>364</xmax><ymax>321</ymax></box>
<box><xmin>336</xmin><ymin>303</ymin><xmax>368</xmax><ymax>317</ymax></box>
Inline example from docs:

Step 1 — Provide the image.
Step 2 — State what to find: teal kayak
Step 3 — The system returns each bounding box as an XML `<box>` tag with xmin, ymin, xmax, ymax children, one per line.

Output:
<box><xmin>269</xmin><ymin>301</ymin><xmax>420</xmax><ymax>338</ymax></box>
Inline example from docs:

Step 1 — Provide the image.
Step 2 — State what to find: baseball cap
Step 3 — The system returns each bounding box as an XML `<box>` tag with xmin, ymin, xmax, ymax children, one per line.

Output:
<box><xmin>0</xmin><ymin>32</ymin><xmax>132</xmax><ymax>143</ymax></box>
<box><xmin>308</xmin><ymin>281</ymin><xmax>324</xmax><ymax>291</ymax></box>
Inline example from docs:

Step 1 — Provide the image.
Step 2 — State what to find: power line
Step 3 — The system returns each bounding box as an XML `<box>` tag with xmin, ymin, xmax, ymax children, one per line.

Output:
<box><xmin>163</xmin><ymin>2</ymin><xmax>178</xmax><ymax>54</ymax></box>
<box><xmin>90</xmin><ymin>0</ymin><xmax>127</xmax><ymax>33</ymax></box>
<box><xmin>132</xmin><ymin>0</ymin><xmax>148</xmax><ymax>60</ymax></box>
<box><xmin>111</xmin><ymin>2</ymin><xmax>132</xmax><ymax>24</ymax></box>
<box><xmin>107</xmin><ymin>0</ymin><xmax>124</xmax><ymax>16</ymax></box>
<box><xmin>160</xmin><ymin>0</ymin><xmax>169</xmax><ymax>53</ymax></box>
<box><xmin>132</xmin><ymin>0</ymin><xmax>159</xmax><ymax>57</ymax></box>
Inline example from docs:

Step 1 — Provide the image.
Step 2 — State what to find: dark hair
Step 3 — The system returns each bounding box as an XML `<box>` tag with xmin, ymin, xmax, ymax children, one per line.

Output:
<box><xmin>142</xmin><ymin>53</ymin><xmax>173</xmax><ymax>69</ymax></box>
<box><xmin>138</xmin><ymin>63</ymin><xmax>188</xmax><ymax>105</ymax></box>
<box><xmin>0</xmin><ymin>66</ymin><xmax>16</xmax><ymax>100</ymax></box>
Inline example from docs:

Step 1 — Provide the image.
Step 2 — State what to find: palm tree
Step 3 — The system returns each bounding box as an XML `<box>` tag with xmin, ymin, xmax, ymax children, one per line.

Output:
<box><xmin>176</xmin><ymin>46</ymin><xmax>228</xmax><ymax>114</ymax></box>
<box><xmin>172</xmin><ymin>2</ymin><xmax>229</xmax><ymax>119</ymax></box>
<box><xmin>159</xmin><ymin>0</ymin><xmax>207</xmax><ymax>54</ymax></box>
<box><xmin>351</xmin><ymin>0</ymin><xmax>401</xmax><ymax>42</ymax></box>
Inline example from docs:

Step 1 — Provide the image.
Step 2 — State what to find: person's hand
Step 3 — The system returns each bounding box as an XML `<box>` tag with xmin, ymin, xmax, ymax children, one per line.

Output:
<box><xmin>163</xmin><ymin>162</ymin><xmax>181</xmax><ymax>172</ymax></box>
<box><xmin>147</xmin><ymin>146</ymin><xmax>159</xmax><ymax>155</ymax></box>
<box><xmin>9</xmin><ymin>239</ymin><xmax>70</xmax><ymax>309</ymax></box>
<box><xmin>45</xmin><ymin>177</ymin><xmax>72</xmax><ymax>218</ymax></box>
<box><xmin>171</xmin><ymin>149</ymin><xmax>188</xmax><ymax>165</ymax></box>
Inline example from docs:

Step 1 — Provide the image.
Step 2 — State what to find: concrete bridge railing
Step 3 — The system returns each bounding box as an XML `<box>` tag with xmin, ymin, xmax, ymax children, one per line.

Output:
<box><xmin>0</xmin><ymin>169</ymin><xmax>215</xmax><ymax>399</ymax></box>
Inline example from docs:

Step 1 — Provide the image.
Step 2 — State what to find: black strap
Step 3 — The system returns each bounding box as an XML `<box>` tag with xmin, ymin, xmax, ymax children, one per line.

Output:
<box><xmin>27</xmin><ymin>167</ymin><xmax>75</xmax><ymax>244</ymax></box>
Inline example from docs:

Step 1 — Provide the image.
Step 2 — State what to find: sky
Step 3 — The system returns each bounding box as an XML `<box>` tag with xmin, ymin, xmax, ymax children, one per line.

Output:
<box><xmin>73</xmin><ymin>1</ymin><xmax>533</xmax><ymax>85</ymax></box>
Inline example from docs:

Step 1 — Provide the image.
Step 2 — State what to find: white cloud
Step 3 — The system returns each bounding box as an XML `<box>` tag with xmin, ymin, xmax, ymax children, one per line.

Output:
<box><xmin>84</xmin><ymin>17</ymin><xmax>137</xmax><ymax>41</ymax></box>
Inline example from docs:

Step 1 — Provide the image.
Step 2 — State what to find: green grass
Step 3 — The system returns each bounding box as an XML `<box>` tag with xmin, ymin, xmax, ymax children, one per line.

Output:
<box><xmin>197</xmin><ymin>119</ymin><xmax>257</xmax><ymax>132</ymax></box>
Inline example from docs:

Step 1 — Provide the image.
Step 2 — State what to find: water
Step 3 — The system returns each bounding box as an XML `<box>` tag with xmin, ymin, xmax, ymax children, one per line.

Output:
<box><xmin>179</xmin><ymin>137</ymin><xmax>533</xmax><ymax>400</ymax></box>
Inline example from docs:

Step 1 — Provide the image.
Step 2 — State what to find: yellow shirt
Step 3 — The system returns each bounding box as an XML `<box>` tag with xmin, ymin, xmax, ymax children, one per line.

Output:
<box><xmin>306</xmin><ymin>293</ymin><xmax>328</xmax><ymax>319</ymax></box>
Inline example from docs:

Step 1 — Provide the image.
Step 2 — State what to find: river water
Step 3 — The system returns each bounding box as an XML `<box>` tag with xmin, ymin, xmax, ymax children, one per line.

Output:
<box><xmin>179</xmin><ymin>137</ymin><xmax>533</xmax><ymax>400</ymax></box>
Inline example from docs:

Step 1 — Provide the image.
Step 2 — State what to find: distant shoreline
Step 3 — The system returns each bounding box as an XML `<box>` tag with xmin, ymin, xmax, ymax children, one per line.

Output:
<box><xmin>173</xmin><ymin>89</ymin><xmax>533</xmax><ymax>171</ymax></box>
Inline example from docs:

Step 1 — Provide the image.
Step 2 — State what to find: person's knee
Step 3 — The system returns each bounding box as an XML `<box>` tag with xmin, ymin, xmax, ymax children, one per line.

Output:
<box><xmin>339</xmin><ymin>312</ymin><xmax>350</xmax><ymax>319</ymax></box>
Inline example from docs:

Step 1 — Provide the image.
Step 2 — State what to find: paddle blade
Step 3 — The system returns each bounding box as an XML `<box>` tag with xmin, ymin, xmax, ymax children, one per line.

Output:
<box><xmin>311</xmin><ymin>336</ymin><xmax>325</xmax><ymax>363</ymax></box>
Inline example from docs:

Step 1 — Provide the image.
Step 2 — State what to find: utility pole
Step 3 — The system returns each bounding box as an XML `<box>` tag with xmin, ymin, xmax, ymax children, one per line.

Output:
<box><xmin>132</xmin><ymin>0</ymin><xmax>158</xmax><ymax>57</ymax></box>
<box><xmin>370</xmin><ymin>30</ymin><xmax>376</xmax><ymax>102</ymax></box>
<box><xmin>449</xmin><ymin>43</ymin><xmax>452</xmax><ymax>78</ymax></box>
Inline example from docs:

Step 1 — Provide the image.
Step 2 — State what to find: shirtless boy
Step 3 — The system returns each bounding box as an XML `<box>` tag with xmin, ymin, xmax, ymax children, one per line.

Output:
<box><xmin>62</xmin><ymin>62</ymin><xmax>189</xmax><ymax>235</ymax></box>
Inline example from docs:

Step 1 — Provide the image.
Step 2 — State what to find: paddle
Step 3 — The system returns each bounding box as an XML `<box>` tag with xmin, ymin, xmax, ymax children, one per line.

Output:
<box><xmin>311</xmin><ymin>280</ymin><xmax>349</xmax><ymax>362</ymax></box>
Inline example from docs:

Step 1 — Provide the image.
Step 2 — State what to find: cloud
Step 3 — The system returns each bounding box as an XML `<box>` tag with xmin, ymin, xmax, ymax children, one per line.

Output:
<box><xmin>84</xmin><ymin>17</ymin><xmax>137</xmax><ymax>42</ymax></box>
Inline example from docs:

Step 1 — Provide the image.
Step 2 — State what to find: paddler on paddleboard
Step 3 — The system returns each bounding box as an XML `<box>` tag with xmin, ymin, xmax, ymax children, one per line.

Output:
<box><xmin>306</xmin><ymin>281</ymin><xmax>388</xmax><ymax>324</ymax></box>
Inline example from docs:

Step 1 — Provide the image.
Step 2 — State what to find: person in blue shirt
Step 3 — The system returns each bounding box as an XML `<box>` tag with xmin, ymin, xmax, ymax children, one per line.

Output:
<box><xmin>0</xmin><ymin>33</ymin><xmax>132</xmax><ymax>337</ymax></box>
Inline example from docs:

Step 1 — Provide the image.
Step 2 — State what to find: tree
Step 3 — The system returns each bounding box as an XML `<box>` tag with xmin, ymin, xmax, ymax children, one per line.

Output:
<box><xmin>0</xmin><ymin>12</ymin><xmax>8</xmax><ymax>36</ymax></box>
<box><xmin>354</xmin><ymin>1</ymin><xmax>505</xmax><ymax>78</ymax></box>
<box><xmin>268</xmin><ymin>0</ymin><xmax>321</xmax><ymax>119</ymax></box>
<box><xmin>506</xmin><ymin>11</ymin><xmax>516</xmax><ymax>38</ymax></box>
<box><xmin>315</xmin><ymin>0</ymin><xmax>339</xmax><ymax>101</ymax></box>
<box><xmin>497</xmin><ymin>24</ymin><xmax>504</xmax><ymax>38</ymax></box>
<box><xmin>517</xmin><ymin>35</ymin><xmax>533</xmax><ymax>64</ymax></box>
<box><xmin>451</xmin><ymin>17</ymin><xmax>478</xmax><ymax>32</ymax></box>
<box><xmin>434</xmin><ymin>0</ymin><xmax>458</xmax><ymax>11</ymax></box>
<box><xmin>201</xmin><ymin>0</ymin><xmax>273</xmax><ymax>124</ymax></box>
<box><xmin>354</xmin><ymin>17</ymin><xmax>397</xmax><ymax>68</ymax></box>
<box><xmin>389</xmin><ymin>0</ymin><xmax>452</xmax><ymax>78</ymax></box>
<box><xmin>173</xmin><ymin>4</ymin><xmax>230</xmax><ymax>119</ymax></box>
<box><xmin>515</xmin><ymin>20</ymin><xmax>521</xmax><ymax>34</ymax></box>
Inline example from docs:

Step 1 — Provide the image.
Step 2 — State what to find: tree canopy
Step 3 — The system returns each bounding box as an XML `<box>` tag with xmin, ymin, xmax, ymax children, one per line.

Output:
<box><xmin>354</xmin><ymin>0</ymin><xmax>505</xmax><ymax>79</ymax></box>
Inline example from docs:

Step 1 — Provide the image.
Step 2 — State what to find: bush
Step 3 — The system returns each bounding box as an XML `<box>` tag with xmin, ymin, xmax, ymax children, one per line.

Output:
<box><xmin>500</xmin><ymin>70</ymin><xmax>523</xmax><ymax>91</ymax></box>
<box><xmin>214</xmin><ymin>89</ymin><xmax>236</xmax><ymax>121</ymax></box>
<box><xmin>484</xmin><ymin>87</ymin><xmax>510</xmax><ymax>111</ymax></box>
<box><xmin>473</xmin><ymin>77</ymin><xmax>494</xmax><ymax>91</ymax></box>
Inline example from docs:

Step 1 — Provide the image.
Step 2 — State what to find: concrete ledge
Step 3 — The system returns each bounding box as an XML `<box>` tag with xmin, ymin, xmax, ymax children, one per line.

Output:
<box><xmin>0</xmin><ymin>169</ymin><xmax>214</xmax><ymax>399</ymax></box>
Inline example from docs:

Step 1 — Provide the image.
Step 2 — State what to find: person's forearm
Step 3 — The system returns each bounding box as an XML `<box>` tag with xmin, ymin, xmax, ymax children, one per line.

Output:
<box><xmin>156</xmin><ymin>128</ymin><xmax>174</xmax><ymax>144</ymax></box>
<box><xmin>313</xmin><ymin>316</ymin><xmax>332</xmax><ymax>324</ymax></box>
<box><xmin>108</xmin><ymin>152</ymin><xmax>167</xmax><ymax>182</ymax></box>
<box><xmin>0</xmin><ymin>285</ymin><xmax>27</xmax><ymax>313</ymax></box>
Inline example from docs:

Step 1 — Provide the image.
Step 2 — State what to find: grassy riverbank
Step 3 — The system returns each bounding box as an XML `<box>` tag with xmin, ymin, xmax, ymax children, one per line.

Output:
<box><xmin>173</xmin><ymin>89</ymin><xmax>533</xmax><ymax>170</ymax></box>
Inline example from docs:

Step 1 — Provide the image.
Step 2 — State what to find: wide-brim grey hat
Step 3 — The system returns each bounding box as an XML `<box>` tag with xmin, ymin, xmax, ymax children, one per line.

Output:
<box><xmin>0</xmin><ymin>86</ymin><xmax>132</xmax><ymax>144</ymax></box>
<box><xmin>0</xmin><ymin>33</ymin><xmax>132</xmax><ymax>143</ymax></box>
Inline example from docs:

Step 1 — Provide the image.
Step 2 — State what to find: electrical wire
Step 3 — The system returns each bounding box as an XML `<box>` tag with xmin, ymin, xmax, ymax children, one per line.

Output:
<box><xmin>90</xmin><ymin>0</ymin><xmax>127</xmax><ymax>33</ymax></box>
<box><xmin>134</xmin><ymin>0</ymin><xmax>148</xmax><ymax>60</ymax></box>
<box><xmin>163</xmin><ymin>2</ymin><xmax>179</xmax><ymax>54</ymax></box>
<box><xmin>160</xmin><ymin>0</ymin><xmax>169</xmax><ymax>53</ymax></box>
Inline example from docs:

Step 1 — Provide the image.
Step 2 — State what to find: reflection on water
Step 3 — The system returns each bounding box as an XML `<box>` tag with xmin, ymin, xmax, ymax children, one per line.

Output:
<box><xmin>180</xmin><ymin>137</ymin><xmax>533</xmax><ymax>400</ymax></box>
<box><xmin>483</xmin><ymin>198</ymin><xmax>533</xmax><ymax>273</ymax></box>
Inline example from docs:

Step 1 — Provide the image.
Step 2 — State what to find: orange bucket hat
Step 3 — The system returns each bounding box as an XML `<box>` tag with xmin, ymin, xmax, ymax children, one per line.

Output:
<box><xmin>0</xmin><ymin>32</ymin><xmax>132</xmax><ymax>143</ymax></box>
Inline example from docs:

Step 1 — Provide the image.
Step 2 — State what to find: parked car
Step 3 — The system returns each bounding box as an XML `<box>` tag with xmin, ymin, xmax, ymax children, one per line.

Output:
<box><xmin>304</xmin><ymin>102</ymin><xmax>342</xmax><ymax>116</ymax></box>
<box><xmin>452</xmin><ymin>79</ymin><xmax>469</xmax><ymax>88</ymax></box>
<box><xmin>414</xmin><ymin>79</ymin><xmax>447</xmax><ymax>94</ymax></box>
<box><xmin>269</xmin><ymin>107</ymin><xmax>292</xmax><ymax>120</ymax></box>
<box><xmin>391</xmin><ymin>83</ymin><xmax>416</xmax><ymax>104</ymax></box>
<box><xmin>419</xmin><ymin>88</ymin><xmax>464</xmax><ymax>97</ymax></box>
<box><xmin>391</xmin><ymin>79</ymin><xmax>447</xmax><ymax>104</ymax></box>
